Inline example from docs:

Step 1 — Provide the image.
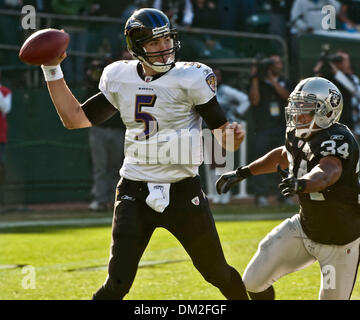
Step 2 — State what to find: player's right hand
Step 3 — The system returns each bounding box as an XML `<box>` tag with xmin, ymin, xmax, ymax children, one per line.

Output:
<box><xmin>43</xmin><ymin>51</ymin><xmax>67</xmax><ymax>66</ymax></box>
<box><xmin>216</xmin><ymin>166</ymin><xmax>252</xmax><ymax>194</ymax></box>
<box><xmin>277</xmin><ymin>165</ymin><xmax>306</xmax><ymax>197</ymax></box>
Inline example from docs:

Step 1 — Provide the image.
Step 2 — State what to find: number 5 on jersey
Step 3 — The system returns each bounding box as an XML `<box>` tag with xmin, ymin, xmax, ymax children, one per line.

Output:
<box><xmin>135</xmin><ymin>94</ymin><xmax>158</xmax><ymax>140</ymax></box>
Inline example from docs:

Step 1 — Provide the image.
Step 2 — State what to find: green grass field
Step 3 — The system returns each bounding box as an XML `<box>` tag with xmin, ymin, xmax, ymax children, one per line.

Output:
<box><xmin>1</xmin><ymin>207</ymin><xmax>359</xmax><ymax>300</ymax></box>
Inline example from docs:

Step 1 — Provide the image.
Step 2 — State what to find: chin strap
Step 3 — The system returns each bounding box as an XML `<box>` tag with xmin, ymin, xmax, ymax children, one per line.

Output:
<box><xmin>140</xmin><ymin>54</ymin><xmax>174</xmax><ymax>73</ymax></box>
<box><xmin>295</xmin><ymin>117</ymin><xmax>320</xmax><ymax>138</ymax></box>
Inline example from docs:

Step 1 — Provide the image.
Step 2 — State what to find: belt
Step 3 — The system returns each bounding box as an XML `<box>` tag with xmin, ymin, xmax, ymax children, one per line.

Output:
<box><xmin>119</xmin><ymin>176</ymin><xmax>199</xmax><ymax>193</ymax></box>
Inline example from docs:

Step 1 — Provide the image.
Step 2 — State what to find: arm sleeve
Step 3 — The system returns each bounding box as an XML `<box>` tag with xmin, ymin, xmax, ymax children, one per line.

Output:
<box><xmin>81</xmin><ymin>92</ymin><xmax>118</xmax><ymax>126</ymax></box>
<box><xmin>194</xmin><ymin>96</ymin><xmax>227</xmax><ymax>130</ymax></box>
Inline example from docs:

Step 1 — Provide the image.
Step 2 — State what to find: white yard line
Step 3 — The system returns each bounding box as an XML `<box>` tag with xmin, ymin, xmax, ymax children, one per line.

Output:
<box><xmin>0</xmin><ymin>213</ymin><xmax>293</xmax><ymax>229</ymax></box>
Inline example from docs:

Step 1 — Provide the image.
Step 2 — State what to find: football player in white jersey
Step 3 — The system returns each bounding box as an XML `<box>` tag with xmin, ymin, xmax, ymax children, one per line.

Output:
<box><xmin>217</xmin><ymin>77</ymin><xmax>360</xmax><ymax>300</ymax></box>
<box><xmin>40</xmin><ymin>8</ymin><xmax>248</xmax><ymax>299</ymax></box>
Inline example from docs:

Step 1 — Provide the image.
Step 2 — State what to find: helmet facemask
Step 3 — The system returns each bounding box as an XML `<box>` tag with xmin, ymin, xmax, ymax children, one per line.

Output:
<box><xmin>139</xmin><ymin>31</ymin><xmax>180</xmax><ymax>73</ymax></box>
<box><xmin>286</xmin><ymin>95</ymin><xmax>318</xmax><ymax>138</ymax></box>
<box><xmin>127</xmin><ymin>26</ymin><xmax>180</xmax><ymax>73</ymax></box>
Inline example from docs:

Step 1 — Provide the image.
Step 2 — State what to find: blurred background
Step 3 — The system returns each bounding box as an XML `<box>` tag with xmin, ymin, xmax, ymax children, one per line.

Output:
<box><xmin>1</xmin><ymin>0</ymin><xmax>360</xmax><ymax>211</ymax></box>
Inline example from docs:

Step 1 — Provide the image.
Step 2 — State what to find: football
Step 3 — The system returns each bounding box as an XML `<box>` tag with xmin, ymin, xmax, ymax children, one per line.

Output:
<box><xmin>19</xmin><ymin>28</ymin><xmax>70</xmax><ymax>65</ymax></box>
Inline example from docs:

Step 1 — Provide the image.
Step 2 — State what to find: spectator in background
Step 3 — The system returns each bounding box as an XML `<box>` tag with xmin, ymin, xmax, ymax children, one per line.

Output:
<box><xmin>120</xmin><ymin>0</ymin><xmax>153</xmax><ymax>21</ymax></box>
<box><xmin>0</xmin><ymin>75</ymin><xmax>12</xmax><ymax>213</ymax></box>
<box><xmin>190</xmin><ymin>0</ymin><xmax>219</xmax><ymax>30</ymax></box>
<box><xmin>89</xmin><ymin>1</ymin><xmax>130</xmax><ymax>58</ymax></box>
<box><xmin>183</xmin><ymin>0</ymin><xmax>235</xmax><ymax>59</ymax></box>
<box><xmin>216</xmin><ymin>0</ymin><xmax>245</xmax><ymax>31</ymax></box>
<box><xmin>268</xmin><ymin>0</ymin><xmax>293</xmax><ymax>38</ymax></box>
<box><xmin>338</xmin><ymin>0</ymin><xmax>360</xmax><ymax>31</ymax></box>
<box><xmin>289</xmin><ymin>0</ymin><xmax>341</xmax><ymax>82</ymax></box>
<box><xmin>24</xmin><ymin>0</ymin><xmax>53</xmax><ymax>12</ymax></box>
<box><xmin>215</xmin><ymin>68</ymin><xmax>250</xmax><ymax>122</ymax></box>
<box><xmin>2</xmin><ymin>0</ymin><xmax>22</xmax><ymax>8</ymax></box>
<box><xmin>248</xmin><ymin>54</ymin><xmax>292</xmax><ymax>206</ymax></box>
<box><xmin>86</xmin><ymin>53</ymin><xmax>127</xmax><ymax>212</ymax></box>
<box><xmin>91</xmin><ymin>0</ymin><xmax>129</xmax><ymax>17</ymax></box>
<box><xmin>206</xmin><ymin>67</ymin><xmax>250</xmax><ymax>204</ymax></box>
<box><xmin>51</xmin><ymin>0</ymin><xmax>96</xmax><ymax>83</ymax></box>
<box><xmin>289</xmin><ymin>0</ymin><xmax>341</xmax><ymax>35</ymax></box>
<box><xmin>0</xmin><ymin>0</ymin><xmax>23</xmax><ymax>65</ymax></box>
<box><xmin>151</xmin><ymin>0</ymin><xmax>194</xmax><ymax>26</ymax></box>
<box><xmin>314</xmin><ymin>49</ymin><xmax>360</xmax><ymax>134</ymax></box>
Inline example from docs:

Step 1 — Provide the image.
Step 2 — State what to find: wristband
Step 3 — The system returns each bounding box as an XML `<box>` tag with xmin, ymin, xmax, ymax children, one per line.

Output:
<box><xmin>296</xmin><ymin>179</ymin><xmax>306</xmax><ymax>193</ymax></box>
<box><xmin>41</xmin><ymin>65</ymin><xmax>64</xmax><ymax>82</ymax></box>
<box><xmin>236</xmin><ymin>166</ymin><xmax>252</xmax><ymax>179</ymax></box>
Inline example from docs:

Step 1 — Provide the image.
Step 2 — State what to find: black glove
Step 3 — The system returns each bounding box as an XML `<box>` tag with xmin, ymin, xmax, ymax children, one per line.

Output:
<box><xmin>277</xmin><ymin>165</ymin><xmax>306</xmax><ymax>197</ymax></box>
<box><xmin>216</xmin><ymin>166</ymin><xmax>252</xmax><ymax>194</ymax></box>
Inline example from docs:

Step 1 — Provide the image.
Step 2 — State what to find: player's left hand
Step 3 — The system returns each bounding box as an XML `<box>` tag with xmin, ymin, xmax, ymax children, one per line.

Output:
<box><xmin>225</xmin><ymin>122</ymin><xmax>245</xmax><ymax>151</ymax></box>
<box><xmin>277</xmin><ymin>165</ymin><xmax>306</xmax><ymax>197</ymax></box>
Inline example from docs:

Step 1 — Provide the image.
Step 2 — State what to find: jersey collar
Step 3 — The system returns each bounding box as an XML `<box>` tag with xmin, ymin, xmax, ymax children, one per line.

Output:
<box><xmin>136</xmin><ymin>62</ymin><xmax>175</xmax><ymax>82</ymax></box>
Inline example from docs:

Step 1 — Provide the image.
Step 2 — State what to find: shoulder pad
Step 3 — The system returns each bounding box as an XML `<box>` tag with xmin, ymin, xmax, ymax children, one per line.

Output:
<box><xmin>175</xmin><ymin>62</ymin><xmax>215</xmax><ymax>92</ymax></box>
<box><xmin>102</xmin><ymin>60</ymin><xmax>136</xmax><ymax>80</ymax></box>
<box><xmin>176</xmin><ymin>62</ymin><xmax>213</xmax><ymax>76</ymax></box>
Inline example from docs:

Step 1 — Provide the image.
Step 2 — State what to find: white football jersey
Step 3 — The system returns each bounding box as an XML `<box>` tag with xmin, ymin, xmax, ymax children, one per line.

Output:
<box><xmin>99</xmin><ymin>60</ymin><xmax>216</xmax><ymax>182</ymax></box>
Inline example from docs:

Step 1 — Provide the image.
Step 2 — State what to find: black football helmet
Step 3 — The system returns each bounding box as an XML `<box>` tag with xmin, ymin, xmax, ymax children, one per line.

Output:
<box><xmin>124</xmin><ymin>8</ymin><xmax>180</xmax><ymax>73</ymax></box>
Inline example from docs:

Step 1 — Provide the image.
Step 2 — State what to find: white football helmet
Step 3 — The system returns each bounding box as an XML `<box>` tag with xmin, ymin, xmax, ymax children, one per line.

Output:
<box><xmin>285</xmin><ymin>77</ymin><xmax>343</xmax><ymax>138</ymax></box>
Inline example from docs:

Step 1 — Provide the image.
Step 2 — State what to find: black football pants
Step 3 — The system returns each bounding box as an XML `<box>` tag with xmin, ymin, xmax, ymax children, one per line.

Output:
<box><xmin>92</xmin><ymin>176</ymin><xmax>248</xmax><ymax>300</ymax></box>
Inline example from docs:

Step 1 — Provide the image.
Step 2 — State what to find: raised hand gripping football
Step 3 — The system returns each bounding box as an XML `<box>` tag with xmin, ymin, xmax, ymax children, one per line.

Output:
<box><xmin>19</xmin><ymin>29</ymin><xmax>69</xmax><ymax>66</ymax></box>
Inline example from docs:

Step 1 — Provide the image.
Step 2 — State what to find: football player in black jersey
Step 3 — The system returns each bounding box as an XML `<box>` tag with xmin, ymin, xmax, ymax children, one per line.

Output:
<box><xmin>217</xmin><ymin>77</ymin><xmax>360</xmax><ymax>300</ymax></box>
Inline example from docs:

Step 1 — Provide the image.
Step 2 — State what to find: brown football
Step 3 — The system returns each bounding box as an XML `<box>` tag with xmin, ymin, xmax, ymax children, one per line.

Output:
<box><xmin>19</xmin><ymin>28</ymin><xmax>70</xmax><ymax>65</ymax></box>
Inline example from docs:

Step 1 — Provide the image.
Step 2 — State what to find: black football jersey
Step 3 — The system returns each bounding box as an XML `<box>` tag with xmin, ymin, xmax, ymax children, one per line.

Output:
<box><xmin>285</xmin><ymin>123</ymin><xmax>360</xmax><ymax>245</ymax></box>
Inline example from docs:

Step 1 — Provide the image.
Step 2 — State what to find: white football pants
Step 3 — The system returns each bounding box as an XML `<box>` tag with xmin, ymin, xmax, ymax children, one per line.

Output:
<box><xmin>243</xmin><ymin>214</ymin><xmax>360</xmax><ymax>300</ymax></box>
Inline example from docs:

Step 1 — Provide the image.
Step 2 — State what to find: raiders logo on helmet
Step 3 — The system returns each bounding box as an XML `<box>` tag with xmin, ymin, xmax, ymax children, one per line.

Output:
<box><xmin>329</xmin><ymin>89</ymin><xmax>341</xmax><ymax>108</ymax></box>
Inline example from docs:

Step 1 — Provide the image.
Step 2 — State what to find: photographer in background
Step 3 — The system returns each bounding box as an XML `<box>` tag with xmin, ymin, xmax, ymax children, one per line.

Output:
<box><xmin>248</xmin><ymin>54</ymin><xmax>293</xmax><ymax>206</ymax></box>
<box><xmin>314</xmin><ymin>48</ymin><xmax>360</xmax><ymax>134</ymax></box>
